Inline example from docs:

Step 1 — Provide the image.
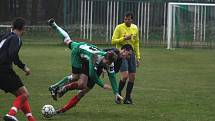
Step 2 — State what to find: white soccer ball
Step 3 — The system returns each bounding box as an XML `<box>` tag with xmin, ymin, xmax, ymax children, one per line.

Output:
<box><xmin>41</xmin><ymin>105</ymin><xmax>55</xmax><ymax>118</ymax></box>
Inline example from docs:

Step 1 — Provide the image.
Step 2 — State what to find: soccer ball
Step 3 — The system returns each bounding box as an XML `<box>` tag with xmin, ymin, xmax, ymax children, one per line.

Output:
<box><xmin>41</xmin><ymin>105</ymin><xmax>55</xmax><ymax>118</ymax></box>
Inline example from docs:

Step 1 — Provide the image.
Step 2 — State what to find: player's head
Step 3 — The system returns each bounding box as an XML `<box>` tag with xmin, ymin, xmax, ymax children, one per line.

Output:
<box><xmin>103</xmin><ymin>51</ymin><xmax>118</xmax><ymax>65</ymax></box>
<box><xmin>119</xmin><ymin>49</ymin><xmax>131</xmax><ymax>59</ymax></box>
<box><xmin>124</xmin><ymin>11</ymin><xmax>133</xmax><ymax>27</ymax></box>
<box><xmin>12</xmin><ymin>17</ymin><xmax>26</xmax><ymax>36</ymax></box>
<box><xmin>120</xmin><ymin>44</ymin><xmax>133</xmax><ymax>59</ymax></box>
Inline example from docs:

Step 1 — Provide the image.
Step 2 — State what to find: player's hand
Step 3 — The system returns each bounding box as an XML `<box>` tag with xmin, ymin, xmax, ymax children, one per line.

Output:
<box><xmin>136</xmin><ymin>60</ymin><xmax>140</xmax><ymax>68</ymax></box>
<box><xmin>103</xmin><ymin>84</ymin><xmax>111</xmax><ymax>90</ymax></box>
<box><xmin>23</xmin><ymin>65</ymin><xmax>31</xmax><ymax>76</ymax></box>
<box><xmin>123</xmin><ymin>35</ymin><xmax>132</xmax><ymax>40</ymax></box>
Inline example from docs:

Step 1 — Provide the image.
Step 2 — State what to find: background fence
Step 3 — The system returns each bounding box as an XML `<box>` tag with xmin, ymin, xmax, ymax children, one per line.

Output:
<box><xmin>0</xmin><ymin>0</ymin><xmax>215</xmax><ymax>47</ymax></box>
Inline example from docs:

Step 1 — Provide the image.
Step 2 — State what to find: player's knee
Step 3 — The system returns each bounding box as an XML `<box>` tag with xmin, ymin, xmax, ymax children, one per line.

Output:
<box><xmin>25</xmin><ymin>93</ymin><xmax>29</xmax><ymax>99</ymax></box>
<box><xmin>17</xmin><ymin>93</ymin><xmax>29</xmax><ymax>101</ymax></box>
<box><xmin>16</xmin><ymin>86</ymin><xmax>30</xmax><ymax>98</ymax></box>
<box><xmin>22</xmin><ymin>91</ymin><xmax>30</xmax><ymax>99</ymax></box>
<box><xmin>78</xmin><ymin>83</ymin><xmax>87</xmax><ymax>90</ymax></box>
<box><xmin>129</xmin><ymin>72</ymin><xmax>136</xmax><ymax>79</ymax></box>
<box><xmin>121</xmin><ymin>76</ymin><xmax>128</xmax><ymax>82</ymax></box>
<box><xmin>129</xmin><ymin>75</ymin><xmax>136</xmax><ymax>81</ymax></box>
<box><xmin>129</xmin><ymin>77</ymin><xmax>135</xmax><ymax>81</ymax></box>
<box><xmin>129</xmin><ymin>76</ymin><xmax>135</xmax><ymax>82</ymax></box>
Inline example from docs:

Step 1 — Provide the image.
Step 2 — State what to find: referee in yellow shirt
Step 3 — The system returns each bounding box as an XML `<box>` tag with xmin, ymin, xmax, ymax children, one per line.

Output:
<box><xmin>112</xmin><ymin>12</ymin><xmax>141</xmax><ymax>104</ymax></box>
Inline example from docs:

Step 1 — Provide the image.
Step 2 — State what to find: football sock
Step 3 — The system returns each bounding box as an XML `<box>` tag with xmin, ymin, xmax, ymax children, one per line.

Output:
<box><xmin>51</xmin><ymin>22</ymin><xmax>71</xmax><ymax>42</ymax></box>
<box><xmin>21</xmin><ymin>100</ymin><xmax>36</xmax><ymax>121</ymax></box>
<box><xmin>52</xmin><ymin>75</ymin><xmax>73</xmax><ymax>89</ymax></box>
<box><xmin>118</xmin><ymin>80</ymin><xmax>126</xmax><ymax>95</ymax></box>
<box><xmin>125</xmin><ymin>81</ymin><xmax>134</xmax><ymax>99</ymax></box>
<box><xmin>60</xmin><ymin>95</ymin><xmax>79</xmax><ymax>113</ymax></box>
<box><xmin>27</xmin><ymin>115</ymin><xmax>36</xmax><ymax>121</ymax></box>
<box><xmin>8</xmin><ymin>94</ymin><xmax>27</xmax><ymax>116</ymax></box>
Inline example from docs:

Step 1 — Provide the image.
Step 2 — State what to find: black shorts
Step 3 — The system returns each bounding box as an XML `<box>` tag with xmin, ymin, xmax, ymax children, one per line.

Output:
<box><xmin>81</xmin><ymin>59</ymin><xmax>95</xmax><ymax>89</ymax></box>
<box><xmin>80</xmin><ymin>59</ymin><xmax>96</xmax><ymax>89</ymax></box>
<box><xmin>72</xmin><ymin>66</ymin><xmax>82</xmax><ymax>74</ymax></box>
<box><xmin>87</xmin><ymin>78</ymin><xmax>96</xmax><ymax>89</ymax></box>
<box><xmin>0</xmin><ymin>69</ymin><xmax>24</xmax><ymax>93</ymax></box>
<box><xmin>81</xmin><ymin>59</ymin><xmax>89</xmax><ymax>76</ymax></box>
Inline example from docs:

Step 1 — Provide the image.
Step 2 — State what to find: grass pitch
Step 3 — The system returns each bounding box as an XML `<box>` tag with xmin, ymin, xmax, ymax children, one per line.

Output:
<box><xmin>0</xmin><ymin>44</ymin><xmax>215</xmax><ymax>121</ymax></box>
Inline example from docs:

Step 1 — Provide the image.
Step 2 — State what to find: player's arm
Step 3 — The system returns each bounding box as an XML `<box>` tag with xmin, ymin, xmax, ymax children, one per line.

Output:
<box><xmin>8</xmin><ymin>37</ymin><xmax>30</xmax><ymax>75</ymax></box>
<box><xmin>107</xmin><ymin>64</ymin><xmax>123</xmax><ymax>100</ymax></box>
<box><xmin>8</xmin><ymin>36</ymin><xmax>25</xmax><ymax>69</ymax></box>
<box><xmin>112</xmin><ymin>26</ymin><xmax>124</xmax><ymax>44</ymax></box>
<box><xmin>94</xmin><ymin>75</ymin><xmax>105</xmax><ymax>88</ymax></box>
<box><xmin>134</xmin><ymin>29</ymin><xmax>141</xmax><ymax>60</ymax></box>
<box><xmin>107</xmin><ymin>72</ymin><xmax>118</xmax><ymax>94</ymax></box>
<box><xmin>106</xmin><ymin>63</ymin><xmax>118</xmax><ymax>94</ymax></box>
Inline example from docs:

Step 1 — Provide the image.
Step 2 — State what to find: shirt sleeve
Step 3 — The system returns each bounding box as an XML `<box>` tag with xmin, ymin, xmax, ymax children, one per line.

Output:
<box><xmin>13</xmin><ymin>54</ymin><xmax>25</xmax><ymax>69</ymax></box>
<box><xmin>134</xmin><ymin>29</ymin><xmax>141</xmax><ymax>60</ymax></box>
<box><xmin>94</xmin><ymin>76</ymin><xmax>105</xmax><ymax>88</ymax></box>
<box><xmin>111</xmin><ymin>26</ymin><xmax>124</xmax><ymax>44</ymax></box>
<box><xmin>107</xmin><ymin>63</ymin><xmax>118</xmax><ymax>94</ymax></box>
<box><xmin>8</xmin><ymin>36</ymin><xmax>25</xmax><ymax>69</ymax></box>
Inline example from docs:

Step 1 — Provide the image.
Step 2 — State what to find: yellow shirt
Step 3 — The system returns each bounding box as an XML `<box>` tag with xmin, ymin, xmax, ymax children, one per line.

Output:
<box><xmin>111</xmin><ymin>23</ymin><xmax>140</xmax><ymax>60</ymax></box>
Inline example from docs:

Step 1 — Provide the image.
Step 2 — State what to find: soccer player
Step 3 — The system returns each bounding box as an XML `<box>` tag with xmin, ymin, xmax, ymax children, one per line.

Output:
<box><xmin>47</xmin><ymin>19</ymin><xmax>123</xmax><ymax>103</ymax></box>
<box><xmin>112</xmin><ymin>11</ymin><xmax>141</xmax><ymax>104</ymax></box>
<box><xmin>0</xmin><ymin>18</ymin><xmax>36</xmax><ymax>121</ymax></box>
<box><xmin>55</xmin><ymin>47</ymin><xmax>132</xmax><ymax>114</ymax></box>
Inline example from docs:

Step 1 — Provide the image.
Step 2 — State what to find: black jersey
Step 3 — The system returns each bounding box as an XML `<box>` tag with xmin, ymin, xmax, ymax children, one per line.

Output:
<box><xmin>0</xmin><ymin>32</ymin><xmax>25</xmax><ymax>70</ymax></box>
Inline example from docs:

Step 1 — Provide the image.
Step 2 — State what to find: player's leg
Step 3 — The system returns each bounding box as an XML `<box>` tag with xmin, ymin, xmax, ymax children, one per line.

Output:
<box><xmin>56</xmin><ymin>87</ymin><xmax>91</xmax><ymax>114</ymax></box>
<box><xmin>5</xmin><ymin>86</ymin><xmax>36</xmax><ymax>121</ymax></box>
<box><xmin>15</xmin><ymin>87</ymin><xmax>36</xmax><ymax>121</ymax></box>
<box><xmin>50</xmin><ymin>75</ymin><xmax>75</xmax><ymax>89</ymax></box>
<box><xmin>56</xmin><ymin>79</ymin><xmax>95</xmax><ymax>114</ymax></box>
<box><xmin>20</xmin><ymin>98</ymin><xmax>36</xmax><ymax>121</ymax></box>
<box><xmin>56</xmin><ymin>46</ymin><xmax>83</xmax><ymax>88</ymax></box>
<box><xmin>47</xmin><ymin>18</ymin><xmax>72</xmax><ymax>44</ymax></box>
<box><xmin>49</xmin><ymin>74</ymin><xmax>76</xmax><ymax>101</ymax></box>
<box><xmin>124</xmin><ymin>73</ymin><xmax>135</xmax><ymax>104</ymax></box>
<box><xmin>49</xmin><ymin>60</ymin><xmax>82</xmax><ymax>101</ymax></box>
<box><xmin>57</xmin><ymin>74</ymin><xmax>88</xmax><ymax>98</ymax></box>
<box><xmin>57</xmin><ymin>59</ymin><xmax>89</xmax><ymax>98</ymax></box>
<box><xmin>1</xmin><ymin>70</ymin><xmax>35</xmax><ymax>121</ymax></box>
<box><xmin>116</xmin><ymin>59</ymin><xmax>129</xmax><ymax>104</ymax></box>
<box><xmin>124</xmin><ymin>52</ymin><xmax>136</xmax><ymax>104</ymax></box>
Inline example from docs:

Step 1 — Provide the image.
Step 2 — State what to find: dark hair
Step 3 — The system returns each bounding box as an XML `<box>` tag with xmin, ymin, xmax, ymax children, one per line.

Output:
<box><xmin>105</xmin><ymin>51</ymin><xmax>118</xmax><ymax>63</ymax></box>
<box><xmin>12</xmin><ymin>17</ymin><xmax>26</xmax><ymax>30</ymax></box>
<box><xmin>124</xmin><ymin>11</ymin><xmax>134</xmax><ymax>19</ymax></box>
<box><xmin>121</xmin><ymin>44</ymin><xmax>133</xmax><ymax>51</ymax></box>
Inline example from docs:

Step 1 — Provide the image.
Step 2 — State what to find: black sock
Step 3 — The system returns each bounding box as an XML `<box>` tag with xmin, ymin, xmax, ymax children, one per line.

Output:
<box><xmin>126</xmin><ymin>81</ymin><xmax>134</xmax><ymax>99</ymax></box>
<box><xmin>118</xmin><ymin>80</ymin><xmax>126</xmax><ymax>95</ymax></box>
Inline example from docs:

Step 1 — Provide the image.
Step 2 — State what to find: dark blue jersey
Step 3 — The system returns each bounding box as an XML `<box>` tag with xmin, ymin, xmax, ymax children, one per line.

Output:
<box><xmin>0</xmin><ymin>32</ymin><xmax>25</xmax><ymax>70</ymax></box>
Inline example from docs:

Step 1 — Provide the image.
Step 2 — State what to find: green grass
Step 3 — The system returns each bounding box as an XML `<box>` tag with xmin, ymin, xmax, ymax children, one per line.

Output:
<box><xmin>1</xmin><ymin>45</ymin><xmax>215</xmax><ymax>121</ymax></box>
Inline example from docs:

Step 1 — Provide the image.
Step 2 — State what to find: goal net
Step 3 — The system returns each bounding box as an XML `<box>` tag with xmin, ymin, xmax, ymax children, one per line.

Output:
<box><xmin>167</xmin><ymin>2</ymin><xmax>215</xmax><ymax>49</ymax></box>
